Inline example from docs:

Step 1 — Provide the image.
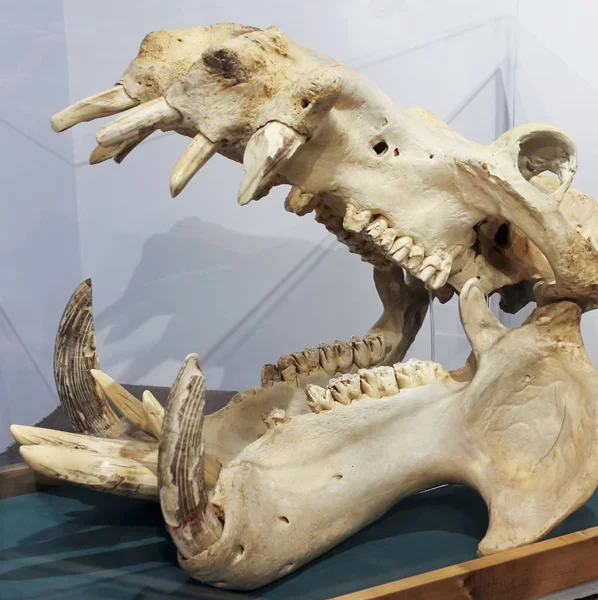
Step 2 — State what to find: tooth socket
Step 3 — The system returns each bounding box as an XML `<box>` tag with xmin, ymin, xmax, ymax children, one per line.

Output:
<box><xmin>261</xmin><ymin>364</ymin><xmax>281</xmax><ymax>387</ymax></box>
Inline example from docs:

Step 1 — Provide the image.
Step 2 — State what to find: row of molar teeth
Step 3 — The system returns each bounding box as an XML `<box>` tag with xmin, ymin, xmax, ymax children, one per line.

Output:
<box><xmin>360</xmin><ymin>214</ymin><xmax>461</xmax><ymax>290</ymax></box>
<box><xmin>305</xmin><ymin>359</ymin><xmax>448</xmax><ymax>413</ymax></box>
<box><xmin>261</xmin><ymin>333</ymin><xmax>390</xmax><ymax>387</ymax></box>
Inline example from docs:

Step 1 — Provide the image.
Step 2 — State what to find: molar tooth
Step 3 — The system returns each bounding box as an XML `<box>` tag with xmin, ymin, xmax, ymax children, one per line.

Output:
<box><xmin>419</xmin><ymin>265</ymin><xmax>437</xmax><ymax>283</ymax></box>
<box><xmin>261</xmin><ymin>364</ymin><xmax>281</xmax><ymax>387</ymax></box>
<box><xmin>262</xmin><ymin>407</ymin><xmax>288</xmax><ymax>428</ymax></box>
<box><xmin>319</xmin><ymin>343</ymin><xmax>337</xmax><ymax>375</ymax></box>
<box><xmin>405</xmin><ymin>245</ymin><xmax>425</xmax><ymax>271</ymax></box>
<box><xmin>365</xmin><ymin>334</ymin><xmax>386</xmax><ymax>363</ymax></box>
<box><xmin>390</xmin><ymin>236</ymin><xmax>413</xmax><ymax>255</ymax></box>
<box><xmin>305</xmin><ymin>384</ymin><xmax>334</xmax><ymax>413</ymax></box>
<box><xmin>378</xmin><ymin>228</ymin><xmax>397</xmax><ymax>252</ymax></box>
<box><xmin>430</xmin><ymin>265</ymin><xmax>451</xmax><ymax>290</ymax></box>
<box><xmin>419</xmin><ymin>255</ymin><xmax>443</xmax><ymax>270</ymax></box>
<box><xmin>292</xmin><ymin>351</ymin><xmax>310</xmax><ymax>376</ymax></box>
<box><xmin>392</xmin><ymin>246</ymin><xmax>411</xmax><ymax>264</ymax></box>
<box><xmin>365</xmin><ymin>217</ymin><xmax>388</xmax><ymax>239</ymax></box>
<box><xmin>278</xmin><ymin>355</ymin><xmax>298</xmax><ymax>385</ymax></box>
<box><xmin>352</xmin><ymin>338</ymin><xmax>371</xmax><ymax>369</ymax></box>
<box><xmin>285</xmin><ymin>186</ymin><xmax>317</xmax><ymax>215</ymax></box>
<box><xmin>358</xmin><ymin>369</ymin><xmax>383</xmax><ymax>398</ymax></box>
<box><xmin>343</xmin><ymin>204</ymin><xmax>372</xmax><ymax>233</ymax></box>
<box><xmin>329</xmin><ymin>374</ymin><xmax>360</xmax><ymax>404</ymax></box>
<box><xmin>333</xmin><ymin>341</ymin><xmax>354</xmax><ymax>372</ymax></box>
<box><xmin>304</xmin><ymin>347</ymin><xmax>321</xmax><ymax>372</ymax></box>
<box><xmin>374</xmin><ymin>366</ymin><xmax>400</xmax><ymax>395</ymax></box>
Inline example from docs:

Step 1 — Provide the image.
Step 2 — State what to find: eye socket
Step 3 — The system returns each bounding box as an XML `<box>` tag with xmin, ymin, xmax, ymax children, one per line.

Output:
<box><xmin>373</xmin><ymin>141</ymin><xmax>389</xmax><ymax>156</ymax></box>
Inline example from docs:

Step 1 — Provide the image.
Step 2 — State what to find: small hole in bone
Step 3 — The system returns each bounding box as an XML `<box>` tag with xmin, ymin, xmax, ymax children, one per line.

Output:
<box><xmin>177</xmin><ymin>38</ymin><xmax>183</xmax><ymax>42</ymax></box>
<box><xmin>279</xmin><ymin>516</ymin><xmax>290</xmax><ymax>524</ymax></box>
<box><xmin>373</xmin><ymin>141</ymin><xmax>389</xmax><ymax>156</ymax></box>
<box><xmin>394</xmin><ymin>148</ymin><xmax>400</xmax><ymax>156</ymax></box>
<box><xmin>429</xmin><ymin>153</ymin><xmax>435</xmax><ymax>159</ymax></box>
<box><xmin>333</xmin><ymin>474</ymin><xmax>343</xmax><ymax>480</ymax></box>
<box><xmin>301</xmin><ymin>98</ymin><xmax>310</xmax><ymax>109</ymax></box>
<box><xmin>237</xmin><ymin>545</ymin><xmax>245</xmax><ymax>556</ymax></box>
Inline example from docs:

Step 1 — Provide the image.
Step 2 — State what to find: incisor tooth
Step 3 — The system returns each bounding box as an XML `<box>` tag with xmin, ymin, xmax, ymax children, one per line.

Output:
<box><xmin>51</xmin><ymin>85</ymin><xmax>139</xmax><ymax>133</ymax></box>
<box><xmin>170</xmin><ymin>132</ymin><xmax>219</xmax><ymax>198</ymax></box>
<box><xmin>89</xmin><ymin>140</ymin><xmax>132</xmax><ymax>165</ymax></box>
<box><xmin>96</xmin><ymin>97</ymin><xmax>180</xmax><ymax>147</ymax></box>
<box><xmin>343</xmin><ymin>204</ymin><xmax>372</xmax><ymax>233</ymax></box>
<box><xmin>305</xmin><ymin>384</ymin><xmax>334</xmax><ymax>413</ymax></box>
<box><xmin>141</xmin><ymin>390</ymin><xmax>164</xmax><ymax>440</ymax></box>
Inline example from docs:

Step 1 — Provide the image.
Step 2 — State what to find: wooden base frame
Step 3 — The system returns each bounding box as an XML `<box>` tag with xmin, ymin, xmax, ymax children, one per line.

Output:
<box><xmin>2</xmin><ymin>463</ymin><xmax>597</xmax><ymax>599</ymax></box>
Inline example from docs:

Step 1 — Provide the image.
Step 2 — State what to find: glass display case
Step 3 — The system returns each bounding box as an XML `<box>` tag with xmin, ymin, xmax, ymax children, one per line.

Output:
<box><xmin>2</xmin><ymin>2</ymin><xmax>598</xmax><ymax>598</ymax></box>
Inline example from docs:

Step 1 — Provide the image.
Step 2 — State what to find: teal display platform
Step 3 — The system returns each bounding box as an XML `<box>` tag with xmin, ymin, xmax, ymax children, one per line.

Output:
<box><xmin>1</xmin><ymin>485</ymin><xmax>598</xmax><ymax>600</ymax></box>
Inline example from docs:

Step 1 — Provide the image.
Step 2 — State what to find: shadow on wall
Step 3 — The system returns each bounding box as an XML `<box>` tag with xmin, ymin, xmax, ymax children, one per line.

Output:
<box><xmin>96</xmin><ymin>216</ymin><xmax>383</xmax><ymax>391</ymax></box>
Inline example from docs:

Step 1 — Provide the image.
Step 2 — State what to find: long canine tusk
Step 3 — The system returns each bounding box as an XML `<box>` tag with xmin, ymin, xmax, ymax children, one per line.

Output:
<box><xmin>54</xmin><ymin>279</ymin><xmax>123</xmax><ymax>438</ymax></box>
<box><xmin>141</xmin><ymin>390</ymin><xmax>165</xmax><ymax>439</ymax></box>
<box><xmin>11</xmin><ymin>424</ymin><xmax>158</xmax><ymax>465</ymax></box>
<box><xmin>170</xmin><ymin>133</ymin><xmax>219</xmax><ymax>198</ymax></box>
<box><xmin>159</xmin><ymin>354</ymin><xmax>223</xmax><ymax>560</ymax></box>
<box><xmin>96</xmin><ymin>98</ymin><xmax>181</xmax><ymax>147</ymax></box>
<box><xmin>238</xmin><ymin>122</ymin><xmax>306</xmax><ymax>206</ymax></box>
<box><xmin>20</xmin><ymin>445</ymin><xmax>158</xmax><ymax>499</ymax></box>
<box><xmin>51</xmin><ymin>85</ymin><xmax>139</xmax><ymax>133</ymax></box>
<box><xmin>90</xmin><ymin>369</ymin><xmax>158</xmax><ymax>440</ymax></box>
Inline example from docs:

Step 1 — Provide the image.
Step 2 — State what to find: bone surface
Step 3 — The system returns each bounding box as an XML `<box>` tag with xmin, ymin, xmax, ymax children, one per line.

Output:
<box><xmin>12</xmin><ymin>20</ymin><xmax>598</xmax><ymax>592</ymax></box>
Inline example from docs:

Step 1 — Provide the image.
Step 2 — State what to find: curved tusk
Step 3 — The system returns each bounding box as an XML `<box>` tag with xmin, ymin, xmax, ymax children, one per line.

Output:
<box><xmin>141</xmin><ymin>390</ymin><xmax>165</xmax><ymax>439</ymax></box>
<box><xmin>51</xmin><ymin>84</ymin><xmax>139</xmax><ymax>133</ymax></box>
<box><xmin>11</xmin><ymin>424</ymin><xmax>158</xmax><ymax>464</ymax></box>
<box><xmin>20</xmin><ymin>445</ymin><xmax>158</xmax><ymax>499</ymax></box>
<box><xmin>238</xmin><ymin>122</ymin><xmax>306</xmax><ymax>206</ymax></box>
<box><xmin>96</xmin><ymin>97</ymin><xmax>181</xmax><ymax>147</ymax></box>
<box><xmin>158</xmin><ymin>354</ymin><xmax>223</xmax><ymax>560</ymax></box>
<box><xmin>90</xmin><ymin>369</ymin><xmax>158</xmax><ymax>439</ymax></box>
<box><xmin>54</xmin><ymin>279</ymin><xmax>123</xmax><ymax>438</ymax></box>
<box><xmin>170</xmin><ymin>133</ymin><xmax>220</xmax><ymax>198</ymax></box>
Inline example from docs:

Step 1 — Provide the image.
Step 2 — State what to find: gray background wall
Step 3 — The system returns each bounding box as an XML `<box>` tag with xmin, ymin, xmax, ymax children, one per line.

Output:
<box><xmin>5</xmin><ymin>1</ymin><xmax>598</xmax><ymax>450</ymax></box>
